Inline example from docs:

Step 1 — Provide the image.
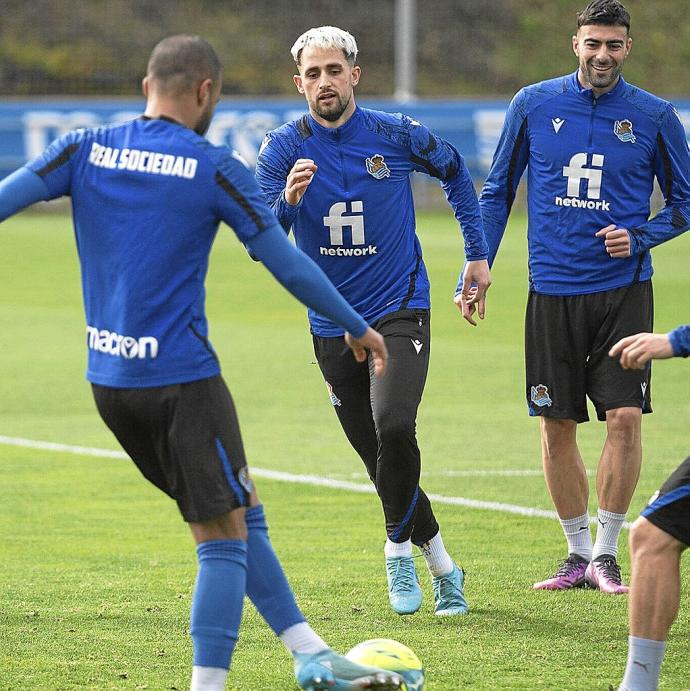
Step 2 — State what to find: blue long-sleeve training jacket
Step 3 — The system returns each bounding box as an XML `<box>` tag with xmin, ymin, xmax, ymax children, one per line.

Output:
<box><xmin>476</xmin><ymin>71</ymin><xmax>690</xmax><ymax>296</ymax></box>
<box><xmin>0</xmin><ymin>117</ymin><xmax>369</xmax><ymax>387</ymax></box>
<box><xmin>255</xmin><ymin>106</ymin><xmax>488</xmax><ymax>336</ymax></box>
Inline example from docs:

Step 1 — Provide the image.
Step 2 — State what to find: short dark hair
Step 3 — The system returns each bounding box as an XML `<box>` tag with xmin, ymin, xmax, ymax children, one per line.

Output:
<box><xmin>147</xmin><ymin>35</ymin><xmax>221</xmax><ymax>95</ymax></box>
<box><xmin>577</xmin><ymin>0</ymin><xmax>630</xmax><ymax>31</ymax></box>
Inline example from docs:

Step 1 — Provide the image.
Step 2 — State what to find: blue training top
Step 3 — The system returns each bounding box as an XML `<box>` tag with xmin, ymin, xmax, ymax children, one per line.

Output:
<box><xmin>256</xmin><ymin>106</ymin><xmax>488</xmax><ymax>337</ymax></box>
<box><xmin>669</xmin><ymin>325</ymin><xmax>690</xmax><ymax>357</ymax></box>
<box><xmin>473</xmin><ymin>72</ymin><xmax>690</xmax><ymax>296</ymax></box>
<box><xmin>1</xmin><ymin>116</ymin><xmax>369</xmax><ymax>388</ymax></box>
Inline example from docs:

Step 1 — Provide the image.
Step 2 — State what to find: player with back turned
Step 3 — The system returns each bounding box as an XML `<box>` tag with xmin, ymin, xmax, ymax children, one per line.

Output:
<box><xmin>0</xmin><ymin>35</ymin><xmax>402</xmax><ymax>691</ymax></box>
<box><xmin>256</xmin><ymin>26</ymin><xmax>491</xmax><ymax>618</ymax></box>
<box><xmin>471</xmin><ymin>0</ymin><xmax>690</xmax><ymax>593</ymax></box>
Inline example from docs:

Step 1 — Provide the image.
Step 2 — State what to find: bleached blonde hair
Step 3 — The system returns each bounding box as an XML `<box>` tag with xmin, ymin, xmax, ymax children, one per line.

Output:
<box><xmin>291</xmin><ymin>26</ymin><xmax>358</xmax><ymax>67</ymax></box>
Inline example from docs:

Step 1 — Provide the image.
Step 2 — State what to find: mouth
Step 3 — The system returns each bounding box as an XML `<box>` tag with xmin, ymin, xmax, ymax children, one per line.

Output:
<box><xmin>591</xmin><ymin>63</ymin><xmax>613</xmax><ymax>73</ymax></box>
<box><xmin>318</xmin><ymin>92</ymin><xmax>337</xmax><ymax>102</ymax></box>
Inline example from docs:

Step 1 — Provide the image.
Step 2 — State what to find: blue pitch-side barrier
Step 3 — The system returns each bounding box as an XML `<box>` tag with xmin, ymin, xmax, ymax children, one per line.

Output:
<box><xmin>1</xmin><ymin>98</ymin><xmax>690</xmax><ymax>182</ymax></box>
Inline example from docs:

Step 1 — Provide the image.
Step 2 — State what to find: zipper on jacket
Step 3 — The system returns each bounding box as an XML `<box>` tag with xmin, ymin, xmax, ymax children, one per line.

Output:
<box><xmin>337</xmin><ymin>129</ymin><xmax>349</xmax><ymax>192</ymax></box>
<box><xmin>588</xmin><ymin>95</ymin><xmax>597</xmax><ymax>152</ymax></box>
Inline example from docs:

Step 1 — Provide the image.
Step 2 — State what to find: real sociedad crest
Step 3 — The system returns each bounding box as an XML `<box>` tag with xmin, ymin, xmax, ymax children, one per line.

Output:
<box><xmin>365</xmin><ymin>153</ymin><xmax>391</xmax><ymax>179</ymax></box>
<box><xmin>326</xmin><ymin>381</ymin><xmax>341</xmax><ymax>407</ymax></box>
<box><xmin>614</xmin><ymin>119</ymin><xmax>636</xmax><ymax>143</ymax></box>
<box><xmin>530</xmin><ymin>384</ymin><xmax>553</xmax><ymax>407</ymax></box>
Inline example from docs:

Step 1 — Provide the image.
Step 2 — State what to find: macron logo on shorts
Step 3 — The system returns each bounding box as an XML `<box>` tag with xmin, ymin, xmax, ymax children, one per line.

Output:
<box><xmin>86</xmin><ymin>325</ymin><xmax>159</xmax><ymax>359</ymax></box>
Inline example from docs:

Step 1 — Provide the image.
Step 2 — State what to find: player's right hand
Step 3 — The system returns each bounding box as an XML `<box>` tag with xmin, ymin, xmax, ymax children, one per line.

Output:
<box><xmin>344</xmin><ymin>327</ymin><xmax>388</xmax><ymax>377</ymax></box>
<box><xmin>285</xmin><ymin>158</ymin><xmax>318</xmax><ymax>206</ymax></box>
<box><xmin>455</xmin><ymin>259</ymin><xmax>492</xmax><ymax>326</ymax></box>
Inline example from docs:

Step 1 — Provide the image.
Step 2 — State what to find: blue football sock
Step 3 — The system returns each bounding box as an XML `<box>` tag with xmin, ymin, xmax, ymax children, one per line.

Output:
<box><xmin>191</xmin><ymin>539</ymin><xmax>247</xmax><ymax>669</ymax></box>
<box><xmin>245</xmin><ymin>504</ymin><xmax>305</xmax><ymax>635</ymax></box>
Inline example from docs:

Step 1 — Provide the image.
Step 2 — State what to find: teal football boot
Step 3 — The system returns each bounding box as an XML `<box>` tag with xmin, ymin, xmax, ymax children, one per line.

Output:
<box><xmin>385</xmin><ymin>556</ymin><xmax>422</xmax><ymax>615</ymax></box>
<box><xmin>432</xmin><ymin>563</ymin><xmax>469</xmax><ymax>616</ymax></box>
<box><xmin>294</xmin><ymin>649</ymin><xmax>402</xmax><ymax>690</ymax></box>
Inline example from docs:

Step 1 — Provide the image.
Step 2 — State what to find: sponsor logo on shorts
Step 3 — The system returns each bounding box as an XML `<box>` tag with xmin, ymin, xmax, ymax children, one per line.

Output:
<box><xmin>86</xmin><ymin>325</ymin><xmax>158</xmax><ymax>359</ymax></box>
<box><xmin>326</xmin><ymin>381</ymin><xmax>341</xmax><ymax>407</ymax></box>
<box><xmin>530</xmin><ymin>384</ymin><xmax>552</xmax><ymax>407</ymax></box>
<box><xmin>411</xmin><ymin>338</ymin><xmax>423</xmax><ymax>354</ymax></box>
<box><xmin>641</xmin><ymin>381</ymin><xmax>648</xmax><ymax>399</ymax></box>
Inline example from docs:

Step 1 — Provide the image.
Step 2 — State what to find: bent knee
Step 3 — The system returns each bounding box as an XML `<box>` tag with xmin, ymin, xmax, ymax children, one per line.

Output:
<box><xmin>606</xmin><ymin>406</ymin><xmax>642</xmax><ymax>433</ymax></box>
<box><xmin>375</xmin><ymin>412</ymin><xmax>416</xmax><ymax>443</ymax></box>
<box><xmin>629</xmin><ymin>516</ymin><xmax>681</xmax><ymax>557</ymax></box>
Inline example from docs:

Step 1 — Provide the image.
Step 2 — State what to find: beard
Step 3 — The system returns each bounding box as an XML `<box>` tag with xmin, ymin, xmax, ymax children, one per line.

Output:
<box><xmin>312</xmin><ymin>91</ymin><xmax>351</xmax><ymax>122</ymax></box>
<box><xmin>582</xmin><ymin>60</ymin><xmax>623</xmax><ymax>90</ymax></box>
<box><xmin>194</xmin><ymin>102</ymin><xmax>214</xmax><ymax>136</ymax></box>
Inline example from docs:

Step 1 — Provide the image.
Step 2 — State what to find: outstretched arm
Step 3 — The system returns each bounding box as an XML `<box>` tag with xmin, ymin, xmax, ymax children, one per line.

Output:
<box><xmin>0</xmin><ymin>167</ymin><xmax>50</xmax><ymax>221</ymax></box>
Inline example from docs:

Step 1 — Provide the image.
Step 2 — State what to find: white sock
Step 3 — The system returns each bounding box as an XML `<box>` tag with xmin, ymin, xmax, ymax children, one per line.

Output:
<box><xmin>619</xmin><ymin>636</ymin><xmax>666</xmax><ymax>691</ymax></box>
<box><xmin>593</xmin><ymin>508</ymin><xmax>626</xmax><ymax>560</ymax></box>
<box><xmin>190</xmin><ymin>666</ymin><xmax>228</xmax><ymax>691</ymax></box>
<box><xmin>384</xmin><ymin>538</ymin><xmax>412</xmax><ymax>558</ymax></box>
<box><xmin>279</xmin><ymin>622</ymin><xmax>329</xmax><ymax>655</ymax></box>
<box><xmin>419</xmin><ymin>531</ymin><xmax>454</xmax><ymax>577</ymax></box>
<box><xmin>559</xmin><ymin>513</ymin><xmax>592</xmax><ymax>561</ymax></box>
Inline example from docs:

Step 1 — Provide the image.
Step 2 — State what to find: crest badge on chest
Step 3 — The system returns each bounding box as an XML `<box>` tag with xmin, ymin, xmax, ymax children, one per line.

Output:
<box><xmin>614</xmin><ymin>119</ymin><xmax>636</xmax><ymax>143</ymax></box>
<box><xmin>365</xmin><ymin>153</ymin><xmax>391</xmax><ymax>179</ymax></box>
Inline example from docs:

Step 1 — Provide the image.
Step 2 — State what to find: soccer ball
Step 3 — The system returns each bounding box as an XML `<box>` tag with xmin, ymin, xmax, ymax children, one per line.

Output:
<box><xmin>346</xmin><ymin>638</ymin><xmax>425</xmax><ymax>690</ymax></box>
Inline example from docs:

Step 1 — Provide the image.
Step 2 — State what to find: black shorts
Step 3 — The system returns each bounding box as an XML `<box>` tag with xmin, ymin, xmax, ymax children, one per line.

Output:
<box><xmin>641</xmin><ymin>456</ymin><xmax>690</xmax><ymax>546</ymax></box>
<box><xmin>92</xmin><ymin>375</ymin><xmax>252</xmax><ymax>523</ymax></box>
<box><xmin>525</xmin><ymin>281</ymin><xmax>653</xmax><ymax>422</ymax></box>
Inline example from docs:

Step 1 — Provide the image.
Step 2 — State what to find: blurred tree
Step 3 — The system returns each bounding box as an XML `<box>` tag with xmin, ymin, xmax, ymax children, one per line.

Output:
<box><xmin>0</xmin><ymin>0</ymin><xmax>687</xmax><ymax>97</ymax></box>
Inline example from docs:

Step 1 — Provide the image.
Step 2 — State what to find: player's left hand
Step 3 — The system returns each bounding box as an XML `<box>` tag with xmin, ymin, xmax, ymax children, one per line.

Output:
<box><xmin>596</xmin><ymin>224</ymin><xmax>631</xmax><ymax>257</ymax></box>
<box><xmin>454</xmin><ymin>259</ymin><xmax>491</xmax><ymax>326</ymax></box>
<box><xmin>609</xmin><ymin>332</ymin><xmax>674</xmax><ymax>369</ymax></box>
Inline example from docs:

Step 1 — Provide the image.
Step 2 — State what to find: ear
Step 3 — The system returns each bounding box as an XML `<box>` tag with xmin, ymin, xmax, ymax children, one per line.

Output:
<box><xmin>197</xmin><ymin>78</ymin><xmax>213</xmax><ymax>106</ymax></box>
<box><xmin>293</xmin><ymin>74</ymin><xmax>304</xmax><ymax>94</ymax></box>
<box><xmin>351</xmin><ymin>65</ymin><xmax>361</xmax><ymax>87</ymax></box>
<box><xmin>572</xmin><ymin>34</ymin><xmax>579</xmax><ymax>57</ymax></box>
<box><xmin>142</xmin><ymin>76</ymin><xmax>149</xmax><ymax>98</ymax></box>
<box><xmin>625</xmin><ymin>36</ymin><xmax>632</xmax><ymax>57</ymax></box>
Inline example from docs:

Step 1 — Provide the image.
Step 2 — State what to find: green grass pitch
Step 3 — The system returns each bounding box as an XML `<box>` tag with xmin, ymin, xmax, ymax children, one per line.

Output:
<box><xmin>1</xmin><ymin>209</ymin><xmax>688</xmax><ymax>690</ymax></box>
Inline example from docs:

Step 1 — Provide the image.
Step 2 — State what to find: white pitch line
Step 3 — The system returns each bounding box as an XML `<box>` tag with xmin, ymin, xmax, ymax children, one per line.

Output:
<box><xmin>0</xmin><ymin>435</ymin><xmax>627</xmax><ymax>526</ymax></box>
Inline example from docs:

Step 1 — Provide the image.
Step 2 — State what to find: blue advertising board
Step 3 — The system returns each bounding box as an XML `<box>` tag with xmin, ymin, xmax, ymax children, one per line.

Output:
<box><xmin>2</xmin><ymin>98</ymin><xmax>690</xmax><ymax>183</ymax></box>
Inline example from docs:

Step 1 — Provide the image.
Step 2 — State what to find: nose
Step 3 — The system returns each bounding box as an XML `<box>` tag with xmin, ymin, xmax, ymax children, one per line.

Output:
<box><xmin>595</xmin><ymin>44</ymin><xmax>610</xmax><ymax>62</ymax></box>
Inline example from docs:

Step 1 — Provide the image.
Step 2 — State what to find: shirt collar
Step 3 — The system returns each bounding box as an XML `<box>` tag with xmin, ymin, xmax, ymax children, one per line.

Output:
<box><xmin>570</xmin><ymin>70</ymin><xmax>626</xmax><ymax>101</ymax></box>
<box><xmin>307</xmin><ymin>106</ymin><xmax>361</xmax><ymax>142</ymax></box>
